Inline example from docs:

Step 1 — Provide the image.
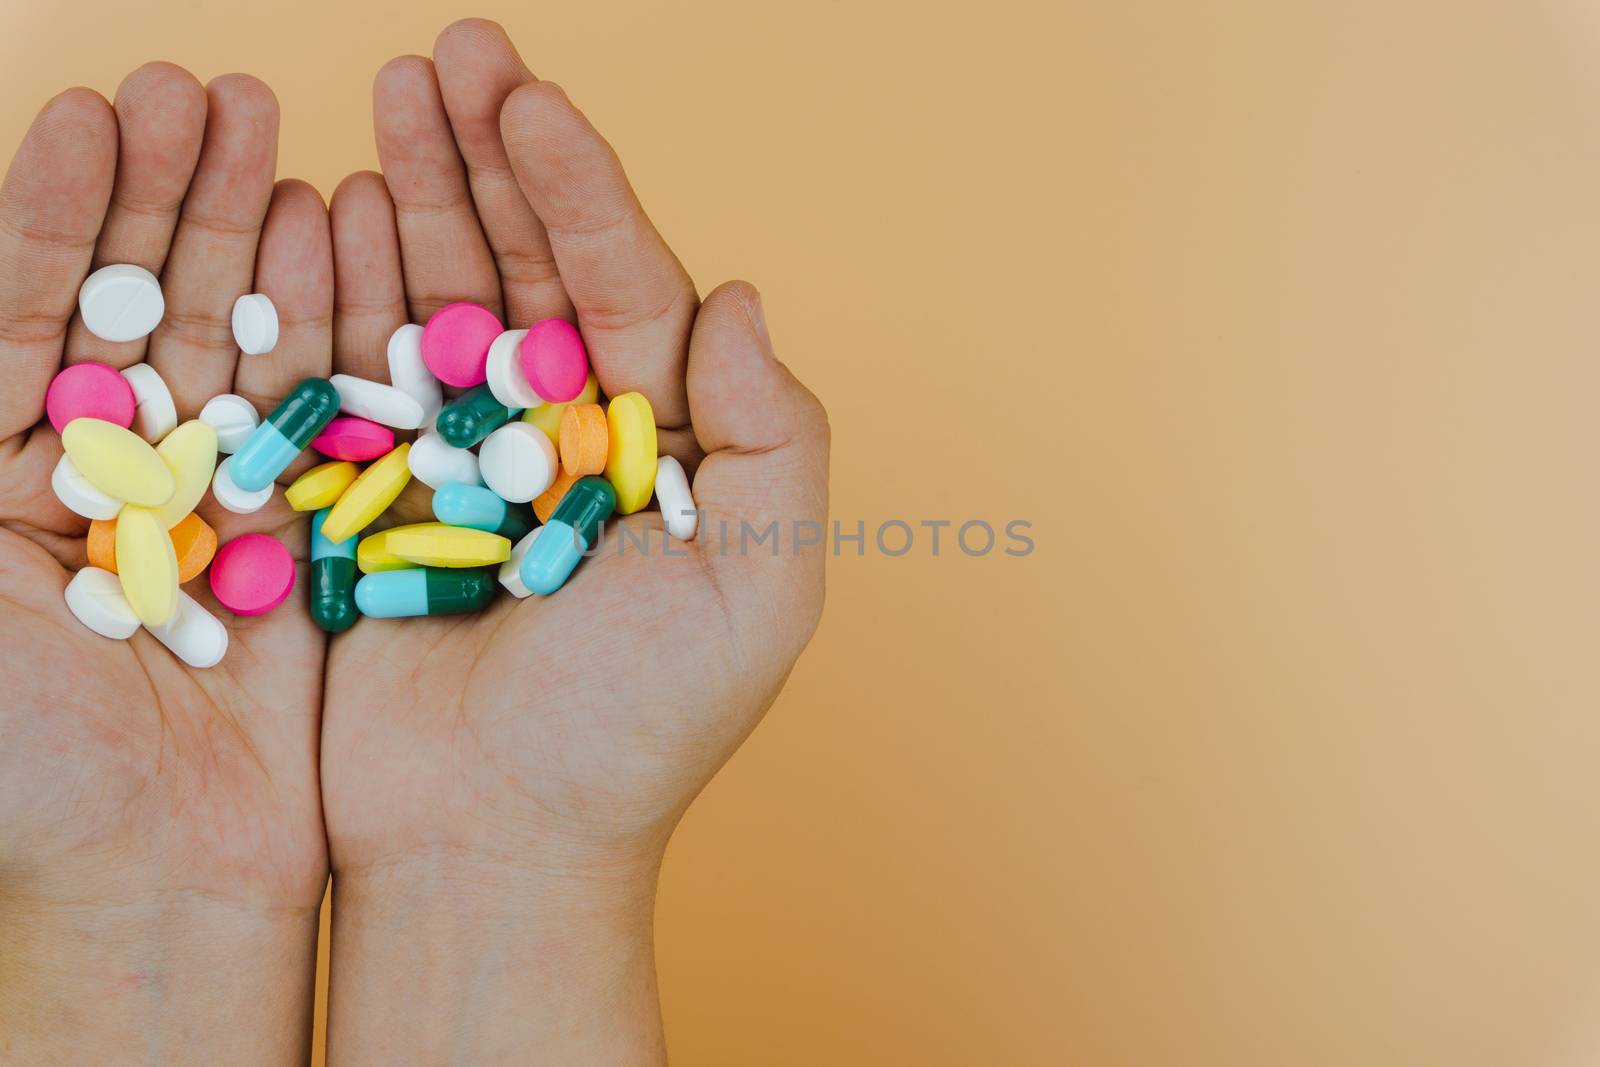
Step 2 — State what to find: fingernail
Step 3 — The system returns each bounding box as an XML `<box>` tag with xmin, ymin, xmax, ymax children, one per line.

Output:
<box><xmin>750</xmin><ymin>291</ymin><xmax>771</xmax><ymax>350</ymax></box>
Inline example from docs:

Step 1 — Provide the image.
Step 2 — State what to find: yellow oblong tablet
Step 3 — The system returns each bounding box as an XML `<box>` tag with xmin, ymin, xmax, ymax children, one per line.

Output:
<box><xmin>153</xmin><ymin>420</ymin><xmax>218</xmax><ymax>527</ymax></box>
<box><xmin>386</xmin><ymin>525</ymin><xmax>510</xmax><ymax>568</ymax></box>
<box><xmin>286</xmin><ymin>460</ymin><xmax>360</xmax><ymax>511</ymax></box>
<box><xmin>61</xmin><ymin>418</ymin><xmax>176</xmax><ymax>507</ymax></box>
<box><xmin>602</xmin><ymin>392</ymin><xmax>657</xmax><ymax>515</ymax></box>
<box><xmin>357</xmin><ymin>522</ymin><xmax>443</xmax><ymax>573</ymax></box>
<box><xmin>522</xmin><ymin>372</ymin><xmax>600</xmax><ymax>444</ymax></box>
<box><xmin>321</xmin><ymin>443</ymin><xmax>412</xmax><ymax>543</ymax></box>
<box><xmin>115</xmin><ymin>504</ymin><xmax>179</xmax><ymax>626</ymax></box>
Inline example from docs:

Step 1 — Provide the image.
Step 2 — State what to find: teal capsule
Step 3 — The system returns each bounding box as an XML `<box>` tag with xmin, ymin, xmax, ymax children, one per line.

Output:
<box><xmin>231</xmin><ymin>378</ymin><xmax>340</xmax><ymax>491</ymax></box>
<box><xmin>432</xmin><ymin>482</ymin><xmax>533</xmax><ymax>541</ymax></box>
<box><xmin>354</xmin><ymin>566</ymin><xmax>498</xmax><ymax>618</ymax></box>
<box><xmin>435</xmin><ymin>385</ymin><xmax>519</xmax><ymax>449</ymax></box>
<box><xmin>310</xmin><ymin>507</ymin><xmax>358</xmax><ymax>632</ymax></box>
<box><xmin>519</xmin><ymin>476</ymin><xmax>615</xmax><ymax>595</ymax></box>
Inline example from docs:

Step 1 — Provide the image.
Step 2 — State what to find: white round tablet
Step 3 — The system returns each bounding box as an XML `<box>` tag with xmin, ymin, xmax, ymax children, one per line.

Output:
<box><xmin>198</xmin><ymin>394</ymin><xmax>260</xmax><ymax>454</ymax></box>
<box><xmin>485</xmin><ymin>329</ymin><xmax>541</xmax><ymax>409</ymax></box>
<box><xmin>386</xmin><ymin>323</ymin><xmax>443</xmax><ymax>422</ymax></box>
<box><xmin>478</xmin><ymin>422</ymin><xmax>556</xmax><ymax>503</ymax></box>
<box><xmin>211</xmin><ymin>456</ymin><xmax>273</xmax><ymax>514</ymax></box>
<box><xmin>52</xmin><ymin>453</ymin><xmax>122</xmax><ymax>520</ymax></box>
<box><xmin>498</xmin><ymin>527</ymin><xmax>545</xmax><ymax>598</ymax></box>
<box><xmin>408</xmin><ymin>430</ymin><xmax>483</xmax><ymax>490</ymax></box>
<box><xmin>655</xmin><ymin>455</ymin><xmax>698</xmax><ymax>540</ymax></box>
<box><xmin>64</xmin><ymin>566</ymin><xmax>141</xmax><ymax>639</ymax></box>
<box><xmin>79</xmin><ymin>264</ymin><xmax>165</xmax><ymax>343</ymax></box>
<box><xmin>232</xmin><ymin>293</ymin><xmax>279</xmax><ymax>356</ymax></box>
<box><xmin>330</xmin><ymin>373</ymin><xmax>427</xmax><ymax>430</ymax></box>
<box><xmin>146</xmin><ymin>590</ymin><xmax>228</xmax><ymax>668</ymax></box>
<box><xmin>120</xmin><ymin>363</ymin><xmax>178</xmax><ymax>443</ymax></box>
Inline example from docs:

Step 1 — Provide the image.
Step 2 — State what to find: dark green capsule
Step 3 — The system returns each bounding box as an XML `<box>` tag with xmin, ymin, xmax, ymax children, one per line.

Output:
<box><xmin>435</xmin><ymin>385</ymin><xmax>519</xmax><ymax>449</ymax></box>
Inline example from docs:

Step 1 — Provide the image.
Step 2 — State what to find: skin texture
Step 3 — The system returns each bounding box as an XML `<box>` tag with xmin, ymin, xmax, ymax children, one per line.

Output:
<box><xmin>320</xmin><ymin>19</ymin><xmax>829</xmax><ymax>1065</ymax></box>
<box><xmin>0</xmin><ymin>69</ymin><xmax>332</xmax><ymax>1064</ymax></box>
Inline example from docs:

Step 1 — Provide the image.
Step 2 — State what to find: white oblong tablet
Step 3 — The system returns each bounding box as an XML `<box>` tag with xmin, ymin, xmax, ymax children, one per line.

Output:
<box><xmin>121</xmin><ymin>363</ymin><xmax>178</xmax><ymax>443</ymax></box>
<box><xmin>232</xmin><ymin>293</ymin><xmax>279</xmax><ymax>355</ymax></box>
<box><xmin>64</xmin><ymin>566</ymin><xmax>141</xmax><ymax>639</ymax></box>
<box><xmin>211</xmin><ymin>455</ymin><xmax>273</xmax><ymax>514</ymax></box>
<box><xmin>146</xmin><ymin>589</ymin><xmax>228</xmax><ymax>669</ymax></box>
<box><xmin>498</xmin><ymin>526</ymin><xmax>545</xmax><ymax>598</ymax></box>
<box><xmin>408</xmin><ymin>430</ymin><xmax>483</xmax><ymax>490</ymax></box>
<box><xmin>198</xmin><ymin>393</ymin><xmax>260</xmax><ymax>454</ymax></box>
<box><xmin>485</xmin><ymin>329</ymin><xmax>541</xmax><ymax>409</ymax></box>
<box><xmin>655</xmin><ymin>455</ymin><xmax>698</xmax><ymax>541</ymax></box>
<box><xmin>330</xmin><ymin>373</ymin><xmax>427</xmax><ymax>430</ymax></box>
<box><xmin>386</xmin><ymin>323</ymin><xmax>443</xmax><ymax>422</ymax></box>
<box><xmin>52</xmin><ymin>453</ymin><xmax>123</xmax><ymax>520</ymax></box>
<box><xmin>79</xmin><ymin>264</ymin><xmax>165</xmax><ymax>343</ymax></box>
<box><xmin>478</xmin><ymin>421</ymin><xmax>556</xmax><ymax>503</ymax></box>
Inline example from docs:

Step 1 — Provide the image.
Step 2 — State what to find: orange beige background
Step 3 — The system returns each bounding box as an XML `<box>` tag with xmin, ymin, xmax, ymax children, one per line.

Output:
<box><xmin>4</xmin><ymin>1</ymin><xmax>1599</xmax><ymax>1064</ymax></box>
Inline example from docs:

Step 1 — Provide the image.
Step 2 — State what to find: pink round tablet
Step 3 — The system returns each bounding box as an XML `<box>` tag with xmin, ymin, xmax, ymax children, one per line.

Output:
<box><xmin>421</xmin><ymin>302</ymin><xmax>502</xmax><ymax>387</ymax></box>
<box><xmin>45</xmin><ymin>361</ymin><xmax>136</xmax><ymax>434</ymax></box>
<box><xmin>209</xmin><ymin>534</ymin><xmax>295</xmax><ymax>616</ymax></box>
<box><xmin>312</xmin><ymin>416</ymin><xmax>395</xmax><ymax>462</ymax></box>
<box><xmin>519</xmin><ymin>319</ymin><xmax>590</xmax><ymax>403</ymax></box>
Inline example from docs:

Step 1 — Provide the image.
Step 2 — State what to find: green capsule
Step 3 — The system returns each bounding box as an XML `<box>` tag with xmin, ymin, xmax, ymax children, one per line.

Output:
<box><xmin>231</xmin><ymin>378</ymin><xmax>340</xmax><ymax>491</ymax></box>
<box><xmin>354</xmin><ymin>566</ymin><xmax>497</xmax><ymax>617</ymax></box>
<box><xmin>310</xmin><ymin>507</ymin><xmax>358</xmax><ymax>632</ymax></box>
<box><xmin>435</xmin><ymin>385</ymin><xmax>519</xmax><ymax>449</ymax></box>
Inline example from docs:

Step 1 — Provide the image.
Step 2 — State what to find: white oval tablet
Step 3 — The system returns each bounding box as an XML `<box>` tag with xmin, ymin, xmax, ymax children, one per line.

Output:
<box><xmin>232</xmin><ymin>293</ymin><xmax>279</xmax><ymax>355</ymax></box>
<box><xmin>64</xmin><ymin>566</ymin><xmax>141</xmax><ymax>639</ymax></box>
<box><xmin>120</xmin><ymin>363</ymin><xmax>178</xmax><ymax>443</ymax></box>
<box><xmin>330</xmin><ymin>373</ymin><xmax>427</xmax><ymax>430</ymax></box>
<box><xmin>52</xmin><ymin>453</ymin><xmax>123</xmax><ymax>520</ymax></box>
<box><xmin>485</xmin><ymin>329</ymin><xmax>541</xmax><ymax>409</ymax></box>
<box><xmin>498</xmin><ymin>527</ymin><xmax>545</xmax><ymax>598</ymax></box>
<box><xmin>408</xmin><ymin>430</ymin><xmax>483</xmax><ymax>490</ymax></box>
<box><xmin>655</xmin><ymin>455</ymin><xmax>698</xmax><ymax>540</ymax></box>
<box><xmin>478</xmin><ymin>422</ymin><xmax>556</xmax><ymax>503</ymax></box>
<box><xmin>386</xmin><ymin>323</ymin><xmax>443</xmax><ymax>422</ymax></box>
<box><xmin>79</xmin><ymin>264</ymin><xmax>165</xmax><ymax>343</ymax></box>
<box><xmin>198</xmin><ymin>393</ymin><xmax>260</xmax><ymax>454</ymax></box>
<box><xmin>211</xmin><ymin>455</ymin><xmax>273</xmax><ymax>514</ymax></box>
<box><xmin>145</xmin><ymin>589</ymin><xmax>228</xmax><ymax>668</ymax></box>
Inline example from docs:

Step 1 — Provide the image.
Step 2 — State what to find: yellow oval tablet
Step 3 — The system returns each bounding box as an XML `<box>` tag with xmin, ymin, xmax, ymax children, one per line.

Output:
<box><xmin>386</xmin><ymin>525</ymin><xmax>511</xmax><ymax>568</ymax></box>
<box><xmin>286</xmin><ymin>460</ymin><xmax>360</xmax><ymax>511</ymax></box>
<box><xmin>522</xmin><ymin>372</ymin><xmax>600</xmax><ymax>444</ymax></box>
<box><xmin>153</xmin><ymin>420</ymin><xmax>218</xmax><ymax>527</ymax></box>
<box><xmin>115</xmin><ymin>504</ymin><xmax>179</xmax><ymax>626</ymax></box>
<box><xmin>602</xmin><ymin>392</ymin><xmax>657</xmax><ymax>515</ymax></box>
<box><xmin>321</xmin><ymin>443</ymin><xmax>412</xmax><ymax>543</ymax></box>
<box><xmin>357</xmin><ymin>522</ymin><xmax>443</xmax><ymax>573</ymax></box>
<box><xmin>61</xmin><ymin>418</ymin><xmax>176</xmax><ymax>508</ymax></box>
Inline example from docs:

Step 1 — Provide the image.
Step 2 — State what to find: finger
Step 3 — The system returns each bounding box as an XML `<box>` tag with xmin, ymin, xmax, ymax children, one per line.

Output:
<box><xmin>147</xmin><ymin>74</ymin><xmax>279</xmax><ymax>419</ymax></box>
<box><xmin>432</xmin><ymin>18</ymin><xmax>571</xmax><ymax>326</ymax></box>
<box><xmin>373</xmin><ymin>55</ymin><xmax>501</xmax><ymax>320</ymax></box>
<box><xmin>330</xmin><ymin>171</ymin><xmax>407</xmax><ymax>383</ymax></box>
<box><xmin>64</xmin><ymin>62</ymin><xmax>207</xmax><ymax>371</ymax></box>
<box><xmin>0</xmin><ymin>88</ymin><xmax>117</xmax><ymax>440</ymax></box>
<box><xmin>500</xmin><ymin>81</ymin><xmax>697</xmax><ymax>429</ymax></box>
<box><xmin>233</xmin><ymin>180</ymin><xmax>332</xmax><ymax>417</ymax></box>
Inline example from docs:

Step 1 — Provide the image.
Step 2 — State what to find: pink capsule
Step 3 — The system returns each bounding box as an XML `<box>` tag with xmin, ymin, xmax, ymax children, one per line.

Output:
<box><xmin>45</xmin><ymin>362</ymin><xmax>136</xmax><ymax>434</ymax></box>
<box><xmin>208</xmin><ymin>533</ymin><xmax>295</xmax><ymax>616</ymax></box>
<box><xmin>421</xmin><ymin>302</ymin><xmax>502</xmax><ymax>388</ymax></box>
<box><xmin>519</xmin><ymin>319</ymin><xmax>590</xmax><ymax>403</ymax></box>
<box><xmin>312</xmin><ymin>416</ymin><xmax>395</xmax><ymax>462</ymax></box>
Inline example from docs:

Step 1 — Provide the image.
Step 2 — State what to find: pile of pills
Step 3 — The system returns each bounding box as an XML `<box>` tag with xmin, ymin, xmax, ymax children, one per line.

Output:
<box><xmin>53</xmin><ymin>271</ymin><xmax>697</xmax><ymax>668</ymax></box>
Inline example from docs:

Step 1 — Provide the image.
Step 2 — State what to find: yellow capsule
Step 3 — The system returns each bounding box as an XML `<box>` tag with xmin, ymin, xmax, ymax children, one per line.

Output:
<box><xmin>603</xmin><ymin>392</ymin><xmax>658</xmax><ymax>515</ymax></box>
<box><xmin>357</xmin><ymin>522</ymin><xmax>445</xmax><ymax>573</ymax></box>
<box><xmin>61</xmin><ymin>418</ymin><xmax>175</xmax><ymax>508</ymax></box>
<box><xmin>115</xmin><ymin>504</ymin><xmax>178</xmax><ymax>626</ymax></box>
<box><xmin>286</xmin><ymin>460</ymin><xmax>360</xmax><ymax>511</ymax></box>
<box><xmin>321</xmin><ymin>443</ymin><xmax>412</xmax><ymax>543</ymax></box>
<box><xmin>386</xmin><ymin>525</ymin><xmax>511</xmax><ymax>568</ymax></box>
<box><xmin>522</xmin><ymin>372</ymin><xmax>600</xmax><ymax>444</ymax></box>
<box><xmin>153</xmin><ymin>420</ymin><xmax>218</xmax><ymax>527</ymax></box>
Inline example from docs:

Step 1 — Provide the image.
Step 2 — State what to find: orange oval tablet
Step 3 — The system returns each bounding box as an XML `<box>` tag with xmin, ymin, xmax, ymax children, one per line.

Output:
<box><xmin>532</xmin><ymin>468</ymin><xmax>580</xmax><ymax>524</ymax></box>
<box><xmin>87</xmin><ymin>518</ymin><xmax>118</xmax><ymax>572</ymax></box>
<box><xmin>559</xmin><ymin>403</ymin><xmax>608</xmax><ymax>477</ymax></box>
<box><xmin>170</xmin><ymin>512</ymin><xmax>217</xmax><ymax>583</ymax></box>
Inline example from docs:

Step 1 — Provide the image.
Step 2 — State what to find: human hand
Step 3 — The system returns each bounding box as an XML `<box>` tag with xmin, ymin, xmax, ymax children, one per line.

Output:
<box><xmin>0</xmin><ymin>66</ymin><xmax>332</xmax><ymax>1063</ymax></box>
<box><xmin>318</xmin><ymin>20</ymin><xmax>828</xmax><ymax>1063</ymax></box>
